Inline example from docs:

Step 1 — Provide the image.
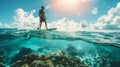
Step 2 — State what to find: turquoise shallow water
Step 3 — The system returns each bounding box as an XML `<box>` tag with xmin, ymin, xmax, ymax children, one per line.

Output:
<box><xmin>0</xmin><ymin>28</ymin><xmax>120</xmax><ymax>67</ymax></box>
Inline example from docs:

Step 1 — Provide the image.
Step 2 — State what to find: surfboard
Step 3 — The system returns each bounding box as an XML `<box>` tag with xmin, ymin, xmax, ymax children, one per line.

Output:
<box><xmin>37</xmin><ymin>28</ymin><xmax>57</xmax><ymax>31</ymax></box>
<box><xmin>46</xmin><ymin>28</ymin><xmax>57</xmax><ymax>31</ymax></box>
<box><xmin>25</xmin><ymin>28</ymin><xmax>57</xmax><ymax>40</ymax></box>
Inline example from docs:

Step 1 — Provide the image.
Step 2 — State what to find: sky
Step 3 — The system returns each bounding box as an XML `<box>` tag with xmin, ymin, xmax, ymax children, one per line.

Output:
<box><xmin>0</xmin><ymin>0</ymin><xmax>120</xmax><ymax>31</ymax></box>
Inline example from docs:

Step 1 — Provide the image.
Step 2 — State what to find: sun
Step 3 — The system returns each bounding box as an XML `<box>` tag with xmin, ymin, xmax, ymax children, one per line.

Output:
<box><xmin>64</xmin><ymin>0</ymin><xmax>78</xmax><ymax>5</ymax></box>
<box><xmin>50</xmin><ymin>0</ymin><xmax>92</xmax><ymax>16</ymax></box>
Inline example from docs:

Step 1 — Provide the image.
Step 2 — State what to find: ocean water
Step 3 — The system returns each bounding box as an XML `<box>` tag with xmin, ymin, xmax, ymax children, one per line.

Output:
<box><xmin>0</xmin><ymin>28</ymin><xmax>120</xmax><ymax>67</ymax></box>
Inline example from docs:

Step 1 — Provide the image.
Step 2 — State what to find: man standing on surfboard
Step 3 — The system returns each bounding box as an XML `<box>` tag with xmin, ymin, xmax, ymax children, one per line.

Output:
<box><xmin>37</xmin><ymin>6</ymin><xmax>48</xmax><ymax>30</ymax></box>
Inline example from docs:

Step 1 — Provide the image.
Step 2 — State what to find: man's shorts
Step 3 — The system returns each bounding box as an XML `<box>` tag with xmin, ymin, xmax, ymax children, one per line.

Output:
<box><xmin>40</xmin><ymin>17</ymin><xmax>46</xmax><ymax>23</ymax></box>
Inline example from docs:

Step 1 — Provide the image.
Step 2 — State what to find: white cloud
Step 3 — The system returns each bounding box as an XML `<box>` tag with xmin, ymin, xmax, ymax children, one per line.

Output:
<box><xmin>80</xmin><ymin>20</ymin><xmax>89</xmax><ymax>28</ymax></box>
<box><xmin>48</xmin><ymin>18</ymin><xmax>90</xmax><ymax>32</ymax></box>
<box><xmin>8</xmin><ymin>9</ymin><xmax>91</xmax><ymax>32</ymax></box>
<box><xmin>13</xmin><ymin>8</ymin><xmax>39</xmax><ymax>29</ymax></box>
<box><xmin>46</xmin><ymin>5</ymin><xmax>50</xmax><ymax>9</ymax></box>
<box><xmin>48</xmin><ymin>18</ymin><xmax>80</xmax><ymax>32</ymax></box>
<box><xmin>91</xmin><ymin>7</ymin><xmax>98</xmax><ymax>15</ymax></box>
<box><xmin>95</xmin><ymin>2</ymin><xmax>120</xmax><ymax>30</ymax></box>
<box><xmin>1</xmin><ymin>2</ymin><xmax>120</xmax><ymax>32</ymax></box>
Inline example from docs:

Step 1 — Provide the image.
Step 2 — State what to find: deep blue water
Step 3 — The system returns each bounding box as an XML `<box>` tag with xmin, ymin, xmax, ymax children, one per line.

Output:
<box><xmin>0</xmin><ymin>28</ymin><xmax>120</xmax><ymax>67</ymax></box>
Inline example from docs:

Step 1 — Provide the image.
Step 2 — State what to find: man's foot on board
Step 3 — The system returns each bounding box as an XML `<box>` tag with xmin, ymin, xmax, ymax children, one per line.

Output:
<box><xmin>37</xmin><ymin>27</ymin><xmax>39</xmax><ymax>30</ymax></box>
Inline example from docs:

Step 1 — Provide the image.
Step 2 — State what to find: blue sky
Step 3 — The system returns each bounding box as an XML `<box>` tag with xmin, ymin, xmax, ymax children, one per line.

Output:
<box><xmin>0</xmin><ymin>0</ymin><xmax>120</xmax><ymax>31</ymax></box>
<box><xmin>0</xmin><ymin>0</ymin><xmax>119</xmax><ymax>23</ymax></box>
<box><xmin>0</xmin><ymin>0</ymin><xmax>44</xmax><ymax>23</ymax></box>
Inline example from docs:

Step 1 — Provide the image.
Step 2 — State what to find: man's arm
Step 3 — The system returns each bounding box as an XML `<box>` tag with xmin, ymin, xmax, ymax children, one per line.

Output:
<box><xmin>39</xmin><ymin>10</ymin><xmax>41</xmax><ymax>17</ymax></box>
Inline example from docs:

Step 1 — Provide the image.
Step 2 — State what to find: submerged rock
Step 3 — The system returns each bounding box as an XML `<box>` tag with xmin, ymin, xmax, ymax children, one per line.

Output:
<box><xmin>10</xmin><ymin>51</ymin><xmax>88</xmax><ymax>67</ymax></box>
<box><xmin>66</xmin><ymin>46</ymin><xmax>79</xmax><ymax>56</ymax></box>
<box><xmin>0</xmin><ymin>56</ymin><xmax>5</xmax><ymax>63</ymax></box>
<box><xmin>0</xmin><ymin>49</ymin><xmax>6</xmax><ymax>65</ymax></box>
<box><xmin>0</xmin><ymin>63</ymin><xmax>6</xmax><ymax>67</ymax></box>
<box><xmin>10</xmin><ymin>47</ymin><xmax>33</xmax><ymax>64</ymax></box>
<box><xmin>110</xmin><ymin>62</ymin><xmax>120</xmax><ymax>67</ymax></box>
<box><xmin>29</xmin><ymin>60</ymin><xmax>54</xmax><ymax>67</ymax></box>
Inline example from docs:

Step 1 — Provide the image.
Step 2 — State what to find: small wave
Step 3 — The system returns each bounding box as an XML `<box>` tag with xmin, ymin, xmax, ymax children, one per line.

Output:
<box><xmin>0</xmin><ymin>28</ymin><xmax>120</xmax><ymax>48</ymax></box>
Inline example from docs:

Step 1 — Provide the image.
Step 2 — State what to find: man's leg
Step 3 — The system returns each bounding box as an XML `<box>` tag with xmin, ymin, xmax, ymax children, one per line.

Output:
<box><xmin>44</xmin><ymin>21</ymin><xmax>48</xmax><ymax>29</ymax></box>
<box><xmin>39</xmin><ymin>22</ymin><xmax>42</xmax><ymax>30</ymax></box>
<box><xmin>37</xmin><ymin>22</ymin><xmax>42</xmax><ymax>30</ymax></box>
<box><xmin>37</xmin><ymin>17</ymin><xmax>41</xmax><ymax>30</ymax></box>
